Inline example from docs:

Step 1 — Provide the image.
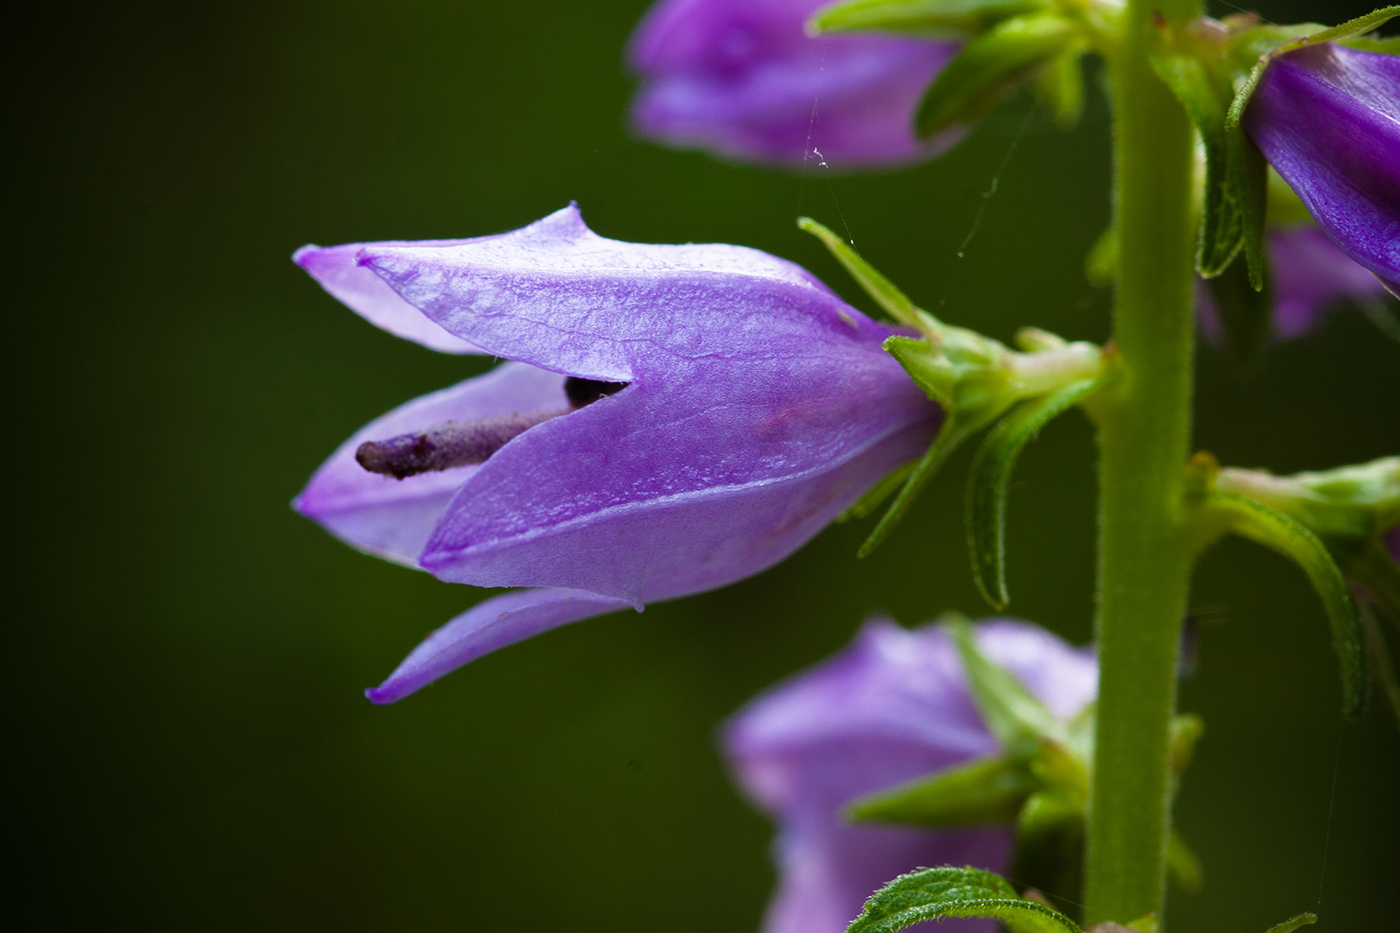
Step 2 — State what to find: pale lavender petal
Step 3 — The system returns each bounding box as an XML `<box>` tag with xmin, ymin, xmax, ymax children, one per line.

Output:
<box><xmin>1269</xmin><ymin>227</ymin><xmax>1392</xmax><ymax>338</ymax></box>
<box><xmin>366</xmin><ymin>588</ymin><xmax>632</xmax><ymax>704</ymax></box>
<box><xmin>627</xmin><ymin>0</ymin><xmax>960</xmax><ymax>167</ymax></box>
<box><xmin>356</xmin><ymin>204</ymin><xmax>860</xmax><ymax>379</ymax></box>
<box><xmin>724</xmin><ymin>618</ymin><xmax>1095</xmax><ymax>933</ymax></box>
<box><xmin>1244</xmin><ymin>45</ymin><xmax>1400</xmax><ymax>288</ymax></box>
<box><xmin>353</xmin><ymin>205</ymin><xmax>939</xmax><ymax>603</ymax></box>
<box><xmin>292</xmin><ymin>362</ymin><xmax>569</xmax><ymax>566</ymax></box>
<box><xmin>294</xmin><ymin>240</ymin><xmax>480</xmax><ymax>353</ymax></box>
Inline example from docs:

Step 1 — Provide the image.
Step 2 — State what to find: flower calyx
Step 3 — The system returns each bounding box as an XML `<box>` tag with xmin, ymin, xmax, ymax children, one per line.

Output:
<box><xmin>846</xmin><ymin>615</ymin><xmax>1203</xmax><ymax>913</ymax></box>
<box><xmin>1149</xmin><ymin>8</ymin><xmax>1399</xmax><ymax>292</ymax></box>
<box><xmin>810</xmin><ymin>0</ymin><xmax>1127</xmax><ymax>136</ymax></box>
<box><xmin>801</xmin><ymin>216</ymin><xmax>1108</xmax><ymax>567</ymax></box>
<box><xmin>1184</xmin><ymin>453</ymin><xmax>1400</xmax><ymax>720</ymax></box>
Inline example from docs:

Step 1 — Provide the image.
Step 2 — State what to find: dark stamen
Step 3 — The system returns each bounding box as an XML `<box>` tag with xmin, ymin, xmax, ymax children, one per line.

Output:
<box><xmin>356</xmin><ymin>377</ymin><xmax>630</xmax><ymax>480</ymax></box>
<box><xmin>356</xmin><ymin>410</ymin><xmax>564</xmax><ymax>479</ymax></box>
<box><xmin>564</xmin><ymin>376</ymin><xmax>628</xmax><ymax>408</ymax></box>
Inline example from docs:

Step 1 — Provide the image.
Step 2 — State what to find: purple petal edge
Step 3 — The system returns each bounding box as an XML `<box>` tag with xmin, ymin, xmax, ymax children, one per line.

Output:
<box><xmin>366</xmin><ymin>588</ymin><xmax>634</xmax><ymax>704</ymax></box>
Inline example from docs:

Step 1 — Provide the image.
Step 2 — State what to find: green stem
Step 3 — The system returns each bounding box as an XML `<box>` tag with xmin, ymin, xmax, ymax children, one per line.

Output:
<box><xmin>1084</xmin><ymin>0</ymin><xmax>1201</xmax><ymax>925</ymax></box>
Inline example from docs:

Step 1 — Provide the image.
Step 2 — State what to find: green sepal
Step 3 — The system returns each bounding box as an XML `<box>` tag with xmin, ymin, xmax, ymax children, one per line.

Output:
<box><xmin>845</xmin><ymin>866</ymin><xmax>1083</xmax><ymax>933</ymax></box>
<box><xmin>1205</xmin><ymin>250</ymin><xmax>1273</xmax><ymax>369</ymax></box>
<box><xmin>847</xmin><ymin>753</ymin><xmax>1037</xmax><ymax>825</ymax></box>
<box><xmin>1150</xmin><ymin>48</ymin><xmax>1267</xmax><ymax>287</ymax></box>
<box><xmin>915</xmin><ymin>12</ymin><xmax>1080</xmax><ymax>137</ymax></box>
<box><xmin>1034</xmin><ymin>46</ymin><xmax>1086</xmax><ymax>130</ymax></box>
<box><xmin>810</xmin><ymin>0</ymin><xmax>1048</xmax><ymax>38</ymax></box>
<box><xmin>859</xmin><ymin>412</ymin><xmax>988</xmax><ymax>557</ymax></box>
<box><xmin>1226</xmin><ymin>6</ymin><xmax>1400</xmax><ymax>128</ymax></box>
<box><xmin>967</xmin><ymin>378</ymin><xmax>1100</xmax><ymax>609</ymax></box>
<box><xmin>839</xmin><ymin>462</ymin><xmax>916</xmax><ymax>522</ymax></box>
<box><xmin>949</xmin><ymin>615</ymin><xmax>1063</xmax><ymax>746</ymax></box>
<box><xmin>1200</xmin><ymin>490</ymin><xmax>1369</xmax><ymax>719</ymax></box>
<box><xmin>1262</xmin><ymin>913</ymin><xmax>1318</xmax><ymax>933</ymax></box>
<box><xmin>1166</xmin><ymin>831</ymin><xmax>1203</xmax><ymax>894</ymax></box>
<box><xmin>798</xmin><ymin>216</ymin><xmax>918</xmax><ymax>326</ymax></box>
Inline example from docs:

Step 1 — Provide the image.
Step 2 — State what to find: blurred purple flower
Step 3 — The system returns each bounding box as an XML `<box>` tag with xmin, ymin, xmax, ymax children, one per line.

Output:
<box><xmin>627</xmin><ymin>0</ymin><xmax>961</xmax><ymax>167</ymax></box>
<box><xmin>293</xmin><ymin>205</ymin><xmax>940</xmax><ymax>702</ymax></box>
<box><xmin>1198</xmin><ymin>226</ymin><xmax>1392</xmax><ymax>343</ymax></box>
<box><xmin>724</xmin><ymin>618</ymin><xmax>1097</xmax><ymax>933</ymax></box>
<box><xmin>1243</xmin><ymin>44</ymin><xmax>1400</xmax><ymax>296</ymax></box>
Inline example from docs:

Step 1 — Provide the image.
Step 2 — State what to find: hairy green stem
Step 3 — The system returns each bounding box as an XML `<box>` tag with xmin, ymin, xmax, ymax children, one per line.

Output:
<box><xmin>1084</xmin><ymin>0</ymin><xmax>1201</xmax><ymax>925</ymax></box>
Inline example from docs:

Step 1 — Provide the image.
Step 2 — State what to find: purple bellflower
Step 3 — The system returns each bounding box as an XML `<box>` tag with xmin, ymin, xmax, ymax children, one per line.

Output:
<box><xmin>627</xmin><ymin>0</ymin><xmax>961</xmax><ymax>167</ymax></box>
<box><xmin>724</xmin><ymin>618</ymin><xmax>1097</xmax><ymax>933</ymax></box>
<box><xmin>1242</xmin><ymin>44</ymin><xmax>1400</xmax><ymax>296</ymax></box>
<box><xmin>293</xmin><ymin>205</ymin><xmax>941</xmax><ymax>702</ymax></box>
<box><xmin>1198</xmin><ymin>225</ymin><xmax>1393</xmax><ymax>342</ymax></box>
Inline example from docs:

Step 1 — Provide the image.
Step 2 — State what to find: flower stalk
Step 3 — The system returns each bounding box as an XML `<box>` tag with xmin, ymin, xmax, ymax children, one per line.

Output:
<box><xmin>1084</xmin><ymin>0</ymin><xmax>1201</xmax><ymax>924</ymax></box>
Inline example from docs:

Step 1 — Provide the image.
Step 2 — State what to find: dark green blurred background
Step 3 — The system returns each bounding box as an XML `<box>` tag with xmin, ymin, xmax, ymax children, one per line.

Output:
<box><xmin>11</xmin><ymin>0</ymin><xmax>1397</xmax><ymax>928</ymax></box>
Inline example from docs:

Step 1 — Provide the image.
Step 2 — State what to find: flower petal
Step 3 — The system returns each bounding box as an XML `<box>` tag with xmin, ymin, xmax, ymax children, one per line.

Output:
<box><xmin>1269</xmin><ymin>227</ymin><xmax>1392</xmax><ymax>338</ymax></box>
<box><xmin>355</xmin><ymin>204</ymin><xmax>879</xmax><ymax>380</ymax></box>
<box><xmin>627</xmin><ymin>0</ymin><xmax>960</xmax><ymax>167</ymax></box>
<box><xmin>293</xmin><ymin>362</ymin><xmax>569</xmax><ymax>566</ymax></box>
<box><xmin>419</xmin><ymin>378</ymin><xmax>936</xmax><ymax>603</ymax></box>
<box><xmin>294</xmin><ymin>240</ymin><xmax>481</xmax><ymax>353</ymax></box>
<box><xmin>723</xmin><ymin>618</ymin><xmax>1094</xmax><ymax>933</ymax></box>
<box><xmin>366</xmin><ymin>587</ymin><xmax>633</xmax><ymax>704</ymax></box>
<box><xmin>1244</xmin><ymin>45</ymin><xmax>1400</xmax><ymax>287</ymax></box>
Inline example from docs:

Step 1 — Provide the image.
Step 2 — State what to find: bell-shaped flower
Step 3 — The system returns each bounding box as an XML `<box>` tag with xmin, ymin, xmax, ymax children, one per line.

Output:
<box><xmin>1242</xmin><ymin>44</ymin><xmax>1400</xmax><ymax>295</ymax></box>
<box><xmin>293</xmin><ymin>205</ymin><xmax>941</xmax><ymax>702</ymax></box>
<box><xmin>627</xmin><ymin>0</ymin><xmax>960</xmax><ymax>167</ymax></box>
<box><xmin>723</xmin><ymin>617</ymin><xmax>1097</xmax><ymax>933</ymax></box>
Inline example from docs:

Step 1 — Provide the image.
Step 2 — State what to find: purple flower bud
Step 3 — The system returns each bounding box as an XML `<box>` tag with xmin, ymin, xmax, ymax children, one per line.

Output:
<box><xmin>627</xmin><ymin>0</ymin><xmax>961</xmax><ymax>167</ymax></box>
<box><xmin>723</xmin><ymin>618</ymin><xmax>1097</xmax><ymax>933</ymax></box>
<box><xmin>293</xmin><ymin>205</ymin><xmax>941</xmax><ymax>701</ymax></box>
<box><xmin>1197</xmin><ymin>226</ymin><xmax>1392</xmax><ymax>343</ymax></box>
<box><xmin>1242</xmin><ymin>44</ymin><xmax>1400</xmax><ymax>296</ymax></box>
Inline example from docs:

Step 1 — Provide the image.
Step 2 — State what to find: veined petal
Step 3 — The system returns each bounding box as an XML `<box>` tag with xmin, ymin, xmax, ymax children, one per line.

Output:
<box><xmin>1244</xmin><ymin>45</ymin><xmax>1400</xmax><ymax>288</ymax></box>
<box><xmin>366</xmin><ymin>588</ymin><xmax>632</xmax><ymax>704</ymax></box>
<box><xmin>294</xmin><ymin>240</ymin><xmax>481</xmax><ymax>353</ymax></box>
<box><xmin>627</xmin><ymin>0</ymin><xmax>959</xmax><ymax>168</ymax></box>
<box><xmin>420</xmin><ymin>374</ymin><xmax>937</xmax><ymax>604</ymax></box>
<box><xmin>293</xmin><ymin>362</ymin><xmax>569</xmax><ymax>565</ymax></box>
<box><xmin>356</xmin><ymin>204</ymin><xmax>877</xmax><ymax>380</ymax></box>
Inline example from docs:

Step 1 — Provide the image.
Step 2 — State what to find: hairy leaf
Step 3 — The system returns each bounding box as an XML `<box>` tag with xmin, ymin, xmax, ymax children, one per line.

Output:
<box><xmin>967</xmin><ymin>379</ymin><xmax>1098</xmax><ymax>608</ymax></box>
<box><xmin>846</xmin><ymin>865</ymin><xmax>1083</xmax><ymax>933</ymax></box>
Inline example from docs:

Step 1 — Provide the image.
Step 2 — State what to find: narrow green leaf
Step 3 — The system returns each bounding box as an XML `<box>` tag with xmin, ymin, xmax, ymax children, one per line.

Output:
<box><xmin>967</xmin><ymin>379</ymin><xmax>1098</xmax><ymax>608</ymax></box>
<box><xmin>811</xmin><ymin>0</ymin><xmax>1047</xmax><ymax>37</ymax></box>
<box><xmin>860</xmin><ymin>414</ymin><xmax>983</xmax><ymax>557</ymax></box>
<box><xmin>798</xmin><ymin>216</ymin><xmax>917</xmax><ymax>325</ymax></box>
<box><xmin>846</xmin><ymin>866</ymin><xmax>1083</xmax><ymax>933</ymax></box>
<box><xmin>1206</xmin><ymin>491</ymin><xmax>1369</xmax><ymax>718</ymax></box>
<box><xmin>950</xmin><ymin>617</ymin><xmax>1060</xmax><ymax>744</ymax></box>
<box><xmin>1262</xmin><ymin>912</ymin><xmax>1318</xmax><ymax>933</ymax></box>
<box><xmin>916</xmin><ymin>13</ymin><xmax>1079</xmax><ymax>137</ymax></box>
<box><xmin>1227</xmin><ymin>6</ymin><xmax>1400</xmax><ymax>127</ymax></box>
<box><xmin>847</xmin><ymin>754</ymin><xmax>1035</xmax><ymax>826</ymax></box>
<box><xmin>840</xmin><ymin>463</ymin><xmax>916</xmax><ymax>522</ymax></box>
